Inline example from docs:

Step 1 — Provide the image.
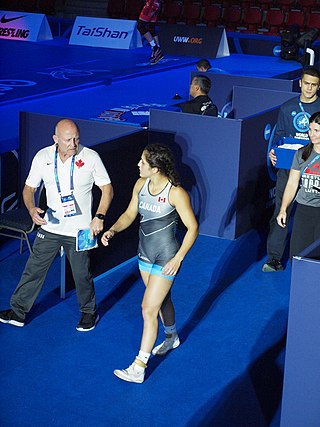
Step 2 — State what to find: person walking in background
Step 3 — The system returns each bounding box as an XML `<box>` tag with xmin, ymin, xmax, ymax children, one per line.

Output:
<box><xmin>101</xmin><ymin>144</ymin><xmax>198</xmax><ymax>383</ymax></box>
<box><xmin>277</xmin><ymin>112</ymin><xmax>320</xmax><ymax>259</ymax></box>
<box><xmin>138</xmin><ymin>0</ymin><xmax>164</xmax><ymax>65</ymax></box>
<box><xmin>262</xmin><ymin>67</ymin><xmax>320</xmax><ymax>272</ymax></box>
<box><xmin>0</xmin><ymin>119</ymin><xmax>113</xmax><ymax>331</ymax></box>
<box><xmin>196</xmin><ymin>59</ymin><xmax>211</xmax><ymax>72</ymax></box>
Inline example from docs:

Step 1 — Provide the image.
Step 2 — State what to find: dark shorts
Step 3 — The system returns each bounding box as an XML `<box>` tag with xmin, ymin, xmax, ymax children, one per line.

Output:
<box><xmin>137</xmin><ymin>230</ymin><xmax>180</xmax><ymax>281</ymax></box>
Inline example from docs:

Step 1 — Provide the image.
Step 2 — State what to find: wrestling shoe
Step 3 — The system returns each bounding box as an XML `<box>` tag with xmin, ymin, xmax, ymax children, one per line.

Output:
<box><xmin>76</xmin><ymin>312</ymin><xmax>99</xmax><ymax>332</ymax></box>
<box><xmin>262</xmin><ymin>258</ymin><xmax>284</xmax><ymax>272</ymax></box>
<box><xmin>152</xmin><ymin>334</ymin><xmax>180</xmax><ymax>356</ymax></box>
<box><xmin>150</xmin><ymin>45</ymin><xmax>161</xmax><ymax>60</ymax></box>
<box><xmin>149</xmin><ymin>48</ymin><xmax>156</xmax><ymax>61</ymax></box>
<box><xmin>0</xmin><ymin>309</ymin><xmax>25</xmax><ymax>327</ymax></box>
<box><xmin>114</xmin><ymin>361</ymin><xmax>145</xmax><ymax>384</ymax></box>
<box><xmin>150</xmin><ymin>47</ymin><xmax>164</xmax><ymax>65</ymax></box>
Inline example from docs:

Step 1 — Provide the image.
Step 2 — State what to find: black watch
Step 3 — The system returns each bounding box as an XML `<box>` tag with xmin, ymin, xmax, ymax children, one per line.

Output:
<box><xmin>95</xmin><ymin>213</ymin><xmax>105</xmax><ymax>220</ymax></box>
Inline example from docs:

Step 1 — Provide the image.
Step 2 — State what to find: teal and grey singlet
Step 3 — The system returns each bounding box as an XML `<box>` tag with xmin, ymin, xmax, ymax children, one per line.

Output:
<box><xmin>138</xmin><ymin>178</ymin><xmax>180</xmax><ymax>269</ymax></box>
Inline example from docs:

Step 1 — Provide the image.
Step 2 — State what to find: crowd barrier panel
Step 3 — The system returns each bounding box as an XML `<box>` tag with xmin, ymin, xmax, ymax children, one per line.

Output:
<box><xmin>280</xmin><ymin>239</ymin><xmax>320</xmax><ymax>427</ymax></box>
<box><xmin>190</xmin><ymin>71</ymin><xmax>297</xmax><ymax>112</ymax></box>
<box><xmin>149</xmin><ymin>105</ymin><xmax>279</xmax><ymax>239</ymax></box>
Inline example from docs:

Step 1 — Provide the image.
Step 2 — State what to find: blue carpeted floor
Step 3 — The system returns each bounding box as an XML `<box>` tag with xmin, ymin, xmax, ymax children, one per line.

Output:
<box><xmin>0</xmin><ymin>231</ymin><xmax>291</xmax><ymax>427</ymax></box>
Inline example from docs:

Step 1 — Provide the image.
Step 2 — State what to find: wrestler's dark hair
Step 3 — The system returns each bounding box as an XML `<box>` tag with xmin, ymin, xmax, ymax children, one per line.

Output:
<box><xmin>196</xmin><ymin>59</ymin><xmax>211</xmax><ymax>71</ymax></box>
<box><xmin>144</xmin><ymin>144</ymin><xmax>181</xmax><ymax>186</ymax></box>
<box><xmin>193</xmin><ymin>75</ymin><xmax>211</xmax><ymax>94</ymax></box>
<box><xmin>302</xmin><ymin>111</ymin><xmax>320</xmax><ymax>161</ymax></box>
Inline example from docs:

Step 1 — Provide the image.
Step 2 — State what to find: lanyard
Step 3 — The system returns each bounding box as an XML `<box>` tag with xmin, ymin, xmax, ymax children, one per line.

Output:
<box><xmin>299</xmin><ymin>101</ymin><xmax>310</xmax><ymax>123</ymax></box>
<box><xmin>54</xmin><ymin>147</ymin><xmax>75</xmax><ymax>195</ymax></box>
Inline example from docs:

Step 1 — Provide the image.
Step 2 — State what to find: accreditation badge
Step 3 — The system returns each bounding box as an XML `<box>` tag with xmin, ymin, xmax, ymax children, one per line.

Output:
<box><xmin>60</xmin><ymin>194</ymin><xmax>76</xmax><ymax>217</ymax></box>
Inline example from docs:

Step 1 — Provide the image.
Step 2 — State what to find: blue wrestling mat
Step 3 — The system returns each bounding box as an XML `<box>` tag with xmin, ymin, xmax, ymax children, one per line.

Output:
<box><xmin>0</xmin><ymin>37</ymin><xmax>303</xmax><ymax>106</ymax></box>
<box><xmin>0</xmin><ymin>38</ymin><xmax>199</xmax><ymax>105</ymax></box>
<box><xmin>208</xmin><ymin>53</ymin><xmax>303</xmax><ymax>79</ymax></box>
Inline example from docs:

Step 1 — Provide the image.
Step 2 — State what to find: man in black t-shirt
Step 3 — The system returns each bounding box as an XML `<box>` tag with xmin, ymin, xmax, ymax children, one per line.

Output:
<box><xmin>179</xmin><ymin>75</ymin><xmax>218</xmax><ymax>116</ymax></box>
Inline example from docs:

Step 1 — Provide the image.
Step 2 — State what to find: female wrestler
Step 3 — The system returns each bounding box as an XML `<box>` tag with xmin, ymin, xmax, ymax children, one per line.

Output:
<box><xmin>277</xmin><ymin>111</ymin><xmax>320</xmax><ymax>259</ymax></box>
<box><xmin>101</xmin><ymin>144</ymin><xmax>198</xmax><ymax>383</ymax></box>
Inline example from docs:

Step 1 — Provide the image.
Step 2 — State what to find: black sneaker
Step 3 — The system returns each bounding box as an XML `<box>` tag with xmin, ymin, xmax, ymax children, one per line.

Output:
<box><xmin>262</xmin><ymin>259</ymin><xmax>284</xmax><ymax>272</ymax></box>
<box><xmin>76</xmin><ymin>312</ymin><xmax>99</xmax><ymax>332</ymax></box>
<box><xmin>0</xmin><ymin>309</ymin><xmax>25</xmax><ymax>327</ymax></box>
<box><xmin>150</xmin><ymin>47</ymin><xmax>164</xmax><ymax>65</ymax></box>
<box><xmin>149</xmin><ymin>47</ymin><xmax>156</xmax><ymax>61</ymax></box>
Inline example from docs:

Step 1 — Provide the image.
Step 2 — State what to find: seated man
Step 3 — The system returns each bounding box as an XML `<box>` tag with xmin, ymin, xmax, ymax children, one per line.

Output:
<box><xmin>179</xmin><ymin>75</ymin><xmax>218</xmax><ymax>116</ymax></box>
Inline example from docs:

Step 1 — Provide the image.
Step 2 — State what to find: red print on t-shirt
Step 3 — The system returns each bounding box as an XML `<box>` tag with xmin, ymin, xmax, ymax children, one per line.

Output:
<box><xmin>304</xmin><ymin>161</ymin><xmax>320</xmax><ymax>175</ymax></box>
<box><xmin>75</xmin><ymin>159</ymin><xmax>84</xmax><ymax>168</ymax></box>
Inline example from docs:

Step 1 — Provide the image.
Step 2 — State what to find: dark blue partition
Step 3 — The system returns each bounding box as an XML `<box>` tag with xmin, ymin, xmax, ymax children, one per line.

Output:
<box><xmin>232</xmin><ymin>86</ymin><xmax>297</xmax><ymax>119</ymax></box>
<box><xmin>150</xmin><ymin>112</ymin><xmax>241</xmax><ymax>239</ymax></box>
<box><xmin>149</xmin><ymin>106</ymin><xmax>279</xmax><ymax>239</ymax></box>
<box><xmin>280</xmin><ymin>240</ymin><xmax>320</xmax><ymax>427</ymax></box>
<box><xmin>190</xmin><ymin>71</ymin><xmax>296</xmax><ymax>112</ymax></box>
<box><xmin>0</xmin><ymin>150</ymin><xmax>19</xmax><ymax>213</ymax></box>
<box><xmin>19</xmin><ymin>112</ymin><xmax>145</xmax><ymax>187</ymax></box>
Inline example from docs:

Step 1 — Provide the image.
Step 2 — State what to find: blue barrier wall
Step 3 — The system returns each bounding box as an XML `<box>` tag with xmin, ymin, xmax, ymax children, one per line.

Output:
<box><xmin>190</xmin><ymin>71</ymin><xmax>296</xmax><ymax>112</ymax></box>
<box><xmin>149</xmin><ymin>106</ymin><xmax>279</xmax><ymax>239</ymax></box>
<box><xmin>280</xmin><ymin>240</ymin><xmax>320</xmax><ymax>427</ymax></box>
<box><xmin>19</xmin><ymin>112</ymin><xmax>145</xmax><ymax>187</ymax></box>
<box><xmin>232</xmin><ymin>86</ymin><xmax>297</xmax><ymax>119</ymax></box>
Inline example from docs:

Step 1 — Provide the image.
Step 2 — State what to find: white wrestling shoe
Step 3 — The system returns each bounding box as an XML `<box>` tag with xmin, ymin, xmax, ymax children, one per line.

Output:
<box><xmin>152</xmin><ymin>334</ymin><xmax>180</xmax><ymax>356</ymax></box>
<box><xmin>114</xmin><ymin>361</ymin><xmax>145</xmax><ymax>384</ymax></box>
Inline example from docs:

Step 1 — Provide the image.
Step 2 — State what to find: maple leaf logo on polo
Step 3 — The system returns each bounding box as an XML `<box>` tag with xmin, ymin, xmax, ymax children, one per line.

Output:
<box><xmin>75</xmin><ymin>159</ymin><xmax>84</xmax><ymax>168</ymax></box>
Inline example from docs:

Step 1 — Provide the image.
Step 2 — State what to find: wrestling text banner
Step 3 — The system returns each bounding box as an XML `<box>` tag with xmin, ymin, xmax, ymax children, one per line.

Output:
<box><xmin>69</xmin><ymin>17</ymin><xmax>142</xmax><ymax>49</ymax></box>
<box><xmin>159</xmin><ymin>24</ymin><xmax>229</xmax><ymax>58</ymax></box>
<box><xmin>0</xmin><ymin>10</ymin><xmax>52</xmax><ymax>41</ymax></box>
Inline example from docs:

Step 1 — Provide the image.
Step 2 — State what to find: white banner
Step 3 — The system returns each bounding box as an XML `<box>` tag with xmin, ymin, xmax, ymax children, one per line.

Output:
<box><xmin>69</xmin><ymin>16</ymin><xmax>142</xmax><ymax>49</ymax></box>
<box><xmin>0</xmin><ymin>10</ymin><xmax>52</xmax><ymax>42</ymax></box>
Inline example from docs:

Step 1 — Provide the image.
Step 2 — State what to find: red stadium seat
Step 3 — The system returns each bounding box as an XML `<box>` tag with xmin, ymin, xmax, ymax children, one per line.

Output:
<box><xmin>39</xmin><ymin>0</ymin><xmax>56</xmax><ymax>15</ymax></box>
<box><xmin>262</xmin><ymin>8</ymin><xmax>285</xmax><ymax>35</ymax></box>
<box><xmin>221</xmin><ymin>5</ymin><xmax>242</xmax><ymax>31</ymax></box>
<box><xmin>298</xmin><ymin>0</ymin><xmax>316</xmax><ymax>14</ymax></box>
<box><xmin>240</xmin><ymin>6</ymin><xmax>263</xmax><ymax>33</ymax></box>
<box><xmin>202</xmin><ymin>4</ymin><xmax>222</xmax><ymax>27</ymax></box>
<box><xmin>240</xmin><ymin>0</ymin><xmax>257</xmax><ymax>8</ymax></box>
<box><xmin>23</xmin><ymin>0</ymin><xmax>37</xmax><ymax>12</ymax></box>
<box><xmin>179</xmin><ymin>3</ymin><xmax>202</xmax><ymax>25</ymax></box>
<box><xmin>256</xmin><ymin>0</ymin><xmax>275</xmax><ymax>10</ymax></box>
<box><xmin>125</xmin><ymin>0</ymin><xmax>145</xmax><ymax>21</ymax></box>
<box><xmin>161</xmin><ymin>2</ymin><xmax>183</xmax><ymax>24</ymax></box>
<box><xmin>0</xmin><ymin>0</ymin><xmax>18</xmax><ymax>10</ymax></box>
<box><xmin>305</xmin><ymin>11</ymin><xmax>320</xmax><ymax>32</ymax></box>
<box><xmin>107</xmin><ymin>0</ymin><xmax>126</xmax><ymax>19</ymax></box>
<box><xmin>285</xmin><ymin>9</ymin><xmax>306</xmax><ymax>31</ymax></box>
<box><xmin>276</xmin><ymin>0</ymin><xmax>295</xmax><ymax>11</ymax></box>
<box><xmin>201</xmin><ymin>0</ymin><xmax>219</xmax><ymax>6</ymax></box>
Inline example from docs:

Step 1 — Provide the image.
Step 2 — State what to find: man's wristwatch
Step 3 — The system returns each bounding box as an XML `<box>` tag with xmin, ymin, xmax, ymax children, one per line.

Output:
<box><xmin>95</xmin><ymin>213</ymin><xmax>105</xmax><ymax>220</ymax></box>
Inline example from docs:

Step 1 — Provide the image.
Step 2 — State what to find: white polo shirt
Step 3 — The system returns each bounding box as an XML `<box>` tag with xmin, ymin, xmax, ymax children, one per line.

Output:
<box><xmin>26</xmin><ymin>144</ymin><xmax>111</xmax><ymax>237</ymax></box>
